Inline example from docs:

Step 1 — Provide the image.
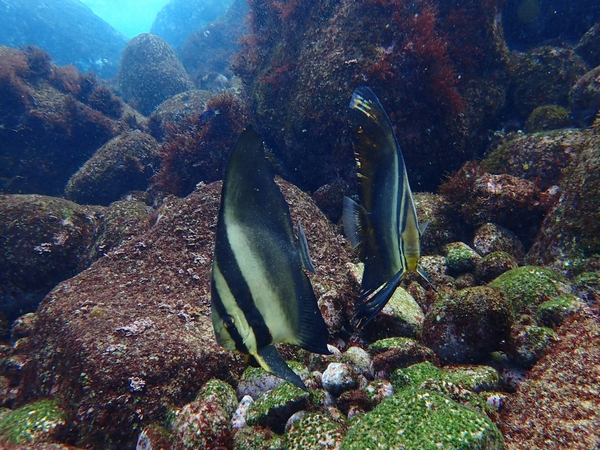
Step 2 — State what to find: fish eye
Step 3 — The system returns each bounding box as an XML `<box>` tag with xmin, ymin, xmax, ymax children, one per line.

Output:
<box><xmin>223</xmin><ymin>316</ymin><xmax>235</xmax><ymax>328</ymax></box>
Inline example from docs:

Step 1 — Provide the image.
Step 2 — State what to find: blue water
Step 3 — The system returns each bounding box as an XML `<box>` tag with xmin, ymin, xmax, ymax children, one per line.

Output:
<box><xmin>79</xmin><ymin>0</ymin><xmax>170</xmax><ymax>38</ymax></box>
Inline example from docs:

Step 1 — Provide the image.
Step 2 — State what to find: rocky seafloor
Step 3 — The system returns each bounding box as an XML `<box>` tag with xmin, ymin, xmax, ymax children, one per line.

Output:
<box><xmin>1</xmin><ymin>1</ymin><xmax>600</xmax><ymax>449</ymax></box>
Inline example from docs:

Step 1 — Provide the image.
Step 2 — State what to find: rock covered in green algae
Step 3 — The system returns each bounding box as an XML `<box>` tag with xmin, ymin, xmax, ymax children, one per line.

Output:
<box><xmin>246</xmin><ymin>382</ymin><xmax>312</xmax><ymax>433</ymax></box>
<box><xmin>233</xmin><ymin>426</ymin><xmax>284</xmax><ymax>450</ymax></box>
<box><xmin>445</xmin><ymin>242</ymin><xmax>482</xmax><ymax>274</ymax></box>
<box><xmin>341</xmin><ymin>388</ymin><xmax>504</xmax><ymax>450</ymax></box>
<box><xmin>170</xmin><ymin>379</ymin><xmax>238</xmax><ymax>449</ymax></box>
<box><xmin>0</xmin><ymin>399</ymin><xmax>66</xmax><ymax>445</ymax></box>
<box><xmin>421</xmin><ymin>286</ymin><xmax>514</xmax><ymax>363</ymax></box>
<box><xmin>369</xmin><ymin>337</ymin><xmax>438</xmax><ymax>379</ymax></box>
<box><xmin>489</xmin><ymin>266</ymin><xmax>570</xmax><ymax>313</ymax></box>
<box><xmin>536</xmin><ymin>294</ymin><xmax>582</xmax><ymax>327</ymax></box>
<box><xmin>474</xmin><ymin>251</ymin><xmax>519</xmax><ymax>283</ymax></box>
<box><xmin>286</xmin><ymin>413</ymin><xmax>344</xmax><ymax>450</ymax></box>
<box><xmin>507</xmin><ymin>319</ymin><xmax>559</xmax><ymax>369</ymax></box>
<box><xmin>65</xmin><ymin>130</ymin><xmax>161</xmax><ymax>206</ymax></box>
<box><xmin>524</xmin><ymin>105</ymin><xmax>571</xmax><ymax>133</ymax></box>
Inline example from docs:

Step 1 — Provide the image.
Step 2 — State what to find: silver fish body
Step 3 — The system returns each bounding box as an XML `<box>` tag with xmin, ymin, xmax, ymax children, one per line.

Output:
<box><xmin>344</xmin><ymin>86</ymin><xmax>430</xmax><ymax>328</ymax></box>
<box><xmin>211</xmin><ymin>127</ymin><xmax>331</xmax><ymax>389</ymax></box>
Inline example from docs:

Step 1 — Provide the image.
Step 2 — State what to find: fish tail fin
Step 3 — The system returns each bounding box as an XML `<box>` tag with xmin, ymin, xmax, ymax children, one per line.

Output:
<box><xmin>353</xmin><ymin>269</ymin><xmax>405</xmax><ymax>329</ymax></box>
<box><xmin>297</xmin><ymin>222</ymin><xmax>316</xmax><ymax>274</ymax></box>
<box><xmin>256</xmin><ymin>345</ymin><xmax>307</xmax><ymax>390</ymax></box>
<box><xmin>343</xmin><ymin>196</ymin><xmax>367</xmax><ymax>249</ymax></box>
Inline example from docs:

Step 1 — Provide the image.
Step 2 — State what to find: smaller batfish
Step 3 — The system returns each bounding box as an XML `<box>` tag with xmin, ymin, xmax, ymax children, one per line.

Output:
<box><xmin>211</xmin><ymin>126</ymin><xmax>331</xmax><ymax>390</ymax></box>
<box><xmin>344</xmin><ymin>86</ymin><xmax>432</xmax><ymax>328</ymax></box>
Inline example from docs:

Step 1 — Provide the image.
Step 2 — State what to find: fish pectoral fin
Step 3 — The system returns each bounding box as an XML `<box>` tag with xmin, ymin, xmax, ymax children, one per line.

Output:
<box><xmin>256</xmin><ymin>345</ymin><xmax>307</xmax><ymax>390</ymax></box>
<box><xmin>417</xmin><ymin>266</ymin><xmax>437</xmax><ymax>292</ymax></box>
<box><xmin>297</xmin><ymin>221</ymin><xmax>316</xmax><ymax>274</ymax></box>
<box><xmin>353</xmin><ymin>269</ymin><xmax>405</xmax><ymax>329</ymax></box>
<box><xmin>419</xmin><ymin>221</ymin><xmax>429</xmax><ymax>236</ymax></box>
<box><xmin>342</xmin><ymin>196</ymin><xmax>368</xmax><ymax>249</ymax></box>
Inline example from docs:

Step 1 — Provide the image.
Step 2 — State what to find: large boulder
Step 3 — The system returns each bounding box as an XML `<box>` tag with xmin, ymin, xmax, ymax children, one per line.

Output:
<box><xmin>0</xmin><ymin>0</ymin><xmax>127</xmax><ymax>78</ymax></box>
<box><xmin>117</xmin><ymin>34</ymin><xmax>194</xmax><ymax>116</ymax></box>
<box><xmin>65</xmin><ymin>130</ymin><xmax>161</xmax><ymax>206</ymax></box>
<box><xmin>19</xmin><ymin>180</ymin><xmax>356</xmax><ymax>448</ymax></box>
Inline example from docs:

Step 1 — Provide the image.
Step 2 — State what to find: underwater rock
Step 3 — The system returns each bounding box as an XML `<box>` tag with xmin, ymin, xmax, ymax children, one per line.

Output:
<box><xmin>341</xmin><ymin>387</ymin><xmax>504</xmax><ymax>449</ymax></box>
<box><xmin>285</xmin><ymin>412</ymin><xmax>344</xmax><ymax>450</ymax></box>
<box><xmin>65</xmin><ymin>130</ymin><xmax>161</xmax><ymax>206</ymax></box>
<box><xmin>481</xmin><ymin>129</ymin><xmax>585</xmax><ymax>190</ymax></box>
<box><xmin>526</xmin><ymin>131</ymin><xmax>600</xmax><ymax>271</ymax></box>
<box><xmin>312</xmin><ymin>180</ymin><xmax>349</xmax><ymax>224</ymax></box>
<box><xmin>523</xmin><ymin>105</ymin><xmax>571</xmax><ymax>133</ymax></box>
<box><xmin>489</xmin><ymin>266</ymin><xmax>571</xmax><ymax>314</ymax></box>
<box><xmin>321</xmin><ymin>363</ymin><xmax>359</xmax><ymax>396</ymax></box>
<box><xmin>574</xmin><ymin>23</ymin><xmax>600</xmax><ymax>69</ymax></box>
<box><xmin>421</xmin><ymin>286</ymin><xmax>514</xmax><ymax>364</ymax></box>
<box><xmin>444</xmin><ymin>242</ymin><xmax>481</xmax><ymax>274</ymax></box>
<box><xmin>180</xmin><ymin>0</ymin><xmax>248</xmax><ymax>90</ymax></box>
<box><xmin>0</xmin><ymin>0</ymin><xmax>127</xmax><ymax>78</ymax></box>
<box><xmin>148</xmin><ymin>90</ymin><xmax>212</xmax><ymax>141</ymax></box>
<box><xmin>569</xmin><ymin>65</ymin><xmax>600</xmax><ymax>123</ymax></box>
<box><xmin>170</xmin><ymin>379</ymin><xmax>237</xmax><ymax>449</ymax></box>
<box><xmin>472</xmin><ymin>223</ymin><xmax>525</xmax><ymax>262</ymax></box>
<box><xmin>234</xmin><ymin>0</ymin><xmax>508</xmax><ymax>193</ymax></box>
<box><xmin>499</xmin><ymin>310</ymin><xmax>600</xmax><ymax>448</ymax></box>
<box><xmin>369</xmin><ymin>337</ymin><xmax>438</xmax><ymax>379</ymax></box>
<box><xmin>508</xmin><ymin>46</ymin><xmax>588</xmax><ymax>119</ymax></box>
<box><xmin>0</xmin><ymin>195</ymin><xmax>104</xmax><ymax>324</ymax></box>
<box><xmin>150</xmin><ymin>0</ymin><xmax>232</xmax><ymax>50</ymax></box>
<box><xmin>233</xmin><ymin>426</ymin><xmax>284</xmax><ymax>449</ymax></box>
<box><xmin>0</xmin><ymin>399</ymin><xmax>67</xmax><ymax>446</ymax></box>
<box><xmin>245</xmin><ymin>382</ymin><xmax>311</xmax><ymax>433</ymax></box>
<box><xmin>415</xmin><ymin>193</ymin><xmax>467</xmax><ymax>256</ymax></box>
<box><xmin>18</xmin><ymin>180</ymin><xmax>353</xmax><ymax>448</ymax></box>
<box><xmin>536</xmin><ymin>294</ymin><xmax>583</xmax><ymax>328</ymax></box>
<box><xmin>117</xmin><ymin>34</ymin><xmax>194</xmax><ymax>116</ymax></box>
<box><xmin>474</xmin><ymin>251</ymin><xmax>519</xmax><ymax>284</ymax></box>
<box><xmin>507</xmin><ymin>318</ymin><xmax>558</xmax><ymax>369</ymax></box>
<box><xmin>0</xmin><ymin>47</ymin><xmax>129</xmax><ymax>197</ymax></box>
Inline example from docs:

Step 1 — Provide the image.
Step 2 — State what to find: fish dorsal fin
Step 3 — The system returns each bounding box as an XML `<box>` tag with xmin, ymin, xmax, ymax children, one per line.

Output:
<box><xmin>256</xmin><ymin>344</ymin><xmax>307</xmax><ymax>390</ymax></box>
<box><xmin>353</xmin><ymin>268</ymin><xmax>406</xmax><ymax>329</ymax></box>
<box><xmin>342</xmin><ymin>196</ymin><xmax>368</xmax><ymax>249</ymax></box>
<box><xmin>297</xmin><ymin>222</ymin><xmax>316</xmax><ymax>274</ymax></box>
<box><xmin>292</xmin><ymin>276</ymin><xmax>332</xmax><ymax>356</ymax></box>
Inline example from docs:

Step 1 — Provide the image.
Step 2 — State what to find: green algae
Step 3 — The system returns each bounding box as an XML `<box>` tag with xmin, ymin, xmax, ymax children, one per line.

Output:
<box><xmin>286</xmin><ymin>413</ymin><xmax>344</xmax><ymax>449</ymax></box>
<box><xmin>368</xmin><ymin>336</ymin><xmax>419</xmax><ymax>353</ymax></box>
<box><xmin>341</xmin><ymin>388</ymin><xmax>504</xmax><ymax>449</ymax></box>
<box><xmin>246</xmin><ymin>382</ymin><xmax>311</xmax><ymax>430</ymax></box>
<box><xmin>537</xmin><ymin>294</ymin><xmax>582</xmax><ymax>327</ymax></box>
<box><xmin>489</xmin><ymin>266</ymin><xmax>568</xmax><ymax>313</ymax></box>
<box><xmin>233</xmin><ymin>426</ymin><xmax>284</xmax><ymax>449</ymax></box>
<box><xmin>0</xmin><ymin>399</ymin><xmax>66</xmax><ymax>444</ymax></box>
<box><xmin>445</xmin><ymin>242</ymin><xmax>481</xmax><ymax>273</ymax></box>
<box><xmin>198</xmin><ymin>378</ymin><xmax>238</xmax><ymax>415</ymax></box>
<box><xmin>524</xmin><ymin>105</ymin><xmax>570</xmax><ymax>133</ymax></box>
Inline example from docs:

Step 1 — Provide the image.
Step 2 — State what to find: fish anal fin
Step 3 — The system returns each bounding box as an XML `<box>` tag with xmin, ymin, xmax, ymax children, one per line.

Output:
<box><xmin>256</xmin><ymin>345</ymin><xmax>307</xmax><ymax>390</ymax></box>
<box><xmin>297</xmin><ymin>222</ymin><xmax>316</xmax><ymax>274</ymax></box>
<box><xmin>353</xmin><ymin>269</ymin><xmax>406</xmax><ymax>329</ymax></box>
<box><xmin>343</xmin><ymin>196</ymin><xmax>368</xmax><ymax>250</ymax></box>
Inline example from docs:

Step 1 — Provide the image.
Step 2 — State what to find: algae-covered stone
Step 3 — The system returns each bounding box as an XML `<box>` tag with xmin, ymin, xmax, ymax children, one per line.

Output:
<box><xmin>489</xmin><ymin>266</ymin><xmax>570</xmax><ymax>313</ymax></box>
<box><xmin>421</xmin><ymin>286</ymin><xmax>514</xmax><ymax>363</ymax></box>
<box><xmin>536</xmin><ymin>294</ymin><xmax>582</xmax><ymax>327</ymax></box>
<box><xmin>445</xmin><ymin>242</ymin><xmax>482</xmax><ymax>273</ymax></box>
<box><xmin>233</xmin><ymin>426</ymin><xmax>284</xmax><ymax>449</ymax></box>
<box><xmin>0</xmin><ymin>399</ymin><xmax>66</xmax><ymax>445</ymax></box>
<box><xmin>369</xmin><ymin>337</ymin><xmax>438</xmax><ymax>378</ymax></box>
<box><xmin>475</xmin><ymin>251</ymin><xmax>518</xmax><ymax>283</ymax></box>
<box><xmin>285</xmin><ymin>413</ymin><xmax>344</xmax><ymax>450</ymax></box>
<box><xmin>246</xmin><ymin>382</ymin><xmax>311</xmax><ymax>433</ymax></box>
<box><xmin>341</xmin><ymin>388</ymin><xmax>504</xmax><ymax>449</ymax></box>
<box><xmin>340</xmin><ymin>347</ymin><xmax>372</xmax><ymax>378</ymax></box>
<box><xmin>391</xmin><ymin>362</ymin><xmax>501</xmax><ymax>393</ymax></box>
<box><xmin>170</xmin><ymin>379</ymin><xmax>238</xmax><ymax>449</ymax></box>
<box><xmin>507</xmin><ymin>322</ymin><xmax>558</xmax><ymax>368</ymax></box>
<box><xmin>361</xmin><ymin>285</ymin><xmax>425</xmax><ymax>340</ymax></box>
<box><xmin>322</xmin><ymin>363</ymin><xmax>359</xmax><ymax>396</ymax></box>
<box><xmin>524</xmin><ymin>105</ymin><xmax>570</xmax><ymax>133</ymax></box>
